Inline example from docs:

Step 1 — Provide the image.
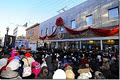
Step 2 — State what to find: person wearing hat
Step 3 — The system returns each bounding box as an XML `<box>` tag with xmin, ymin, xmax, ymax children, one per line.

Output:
<box><xmin>77</xmin><ymin>64</ymin><xmax>92</xmax><ymax>79</ymax></box>
<box><xmin>22</xmin><ymin>53</ymin><xmax>35</xmax><ymax>68</ymax></box>
<box><xmin>94</xmin><ymin>71</ymin><xmax>105</xmax><ymax>79</ymax></box>
<box><xmin>65</xmin><ymin>69</ymin><xmax>75</xmax><ymax>79</ymax></box>
<box><xmin>53</xmin><ymin>69</ymin><xmax>66</xmax><ymax>79</ymax></box>
<box><xmin>32</xmin><ymin>61</ymin><xmax>41</xmax><ymax>78</ymax></box>
<box><xmin>0</xmin><ymin>58</ymin><xmax>8</xmax><ymax>71</ymax></box>
<box><xmin>38</xmin><ymin>66</ymin><xmax>52</xmax><ymax>79</ymax></box>
<box><xmin>0</xmin><ymin>59</ymin><xmax>22</xmax><ymax>79</ymax></box>
<box><xmin>11</xmin><ymin>49</ymin><xmax>17</xmax><ymax>57</ymax></box>
<box><xmin>64</xmin><ymin>66</ymin><xmax>75</xmax><ymax>79</ymax></box>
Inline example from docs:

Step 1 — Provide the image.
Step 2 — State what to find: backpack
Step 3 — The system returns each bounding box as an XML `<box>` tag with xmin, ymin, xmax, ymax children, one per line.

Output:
<box><xmin>22</xmin><ymin>58</ymin><xmax>32</xmax><ymax>77</ymax></box>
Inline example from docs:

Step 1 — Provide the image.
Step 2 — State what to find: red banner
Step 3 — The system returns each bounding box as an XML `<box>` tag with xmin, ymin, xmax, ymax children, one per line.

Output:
<box><xmin>39</xmin><ymin>17</ymin><xmax>119</xmax><ymax>40</ymax></box>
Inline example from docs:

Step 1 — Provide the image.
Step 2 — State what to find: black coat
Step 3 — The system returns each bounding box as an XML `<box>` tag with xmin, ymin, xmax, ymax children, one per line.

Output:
<box><xmin>45</xmin><ymin>56</ymin><xmax>54</xmax><ymax>74</ymax></box>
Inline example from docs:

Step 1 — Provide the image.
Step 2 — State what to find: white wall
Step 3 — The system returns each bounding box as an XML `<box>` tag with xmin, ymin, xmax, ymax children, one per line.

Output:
<box><xmin>17</xmin><ymin>26</ymin><xmax>26</xmax><ymax>37</ymax></box>
<box><xmin>13</xmin><ymin>25</ymin><xmax>26</xmax><ymax>37</ymax></box>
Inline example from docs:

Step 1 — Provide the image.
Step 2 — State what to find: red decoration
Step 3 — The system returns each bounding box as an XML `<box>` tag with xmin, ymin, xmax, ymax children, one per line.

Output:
<box><xmin>63</xmin><ymin>25</ymin><xmax>88</xmax><ymax>34</ymax></box>
<box><xmin>55</xmin><ymin>17</ymin><xmax>64</xmax><ymax>26</ymax></box>
<box><xmin>39</xmin><ymin>17</ymin><xmax>119</xmax><ymax>40</ymax></box>
<box><xmin>47</xmin><ymin>27</ymin><xmax>58</xmax><ymax>38</ymax></box>
<box><xmin>90</xmin><ymin>27</ymin><xmax>119</xmax><ymax>36</ymax></box>
<box><xmin>39</xmin><ymin>27</ymin><xmax>58</xmax><ymax>40</ymax></box>
<box><xmin>39</xmin><ymin>36</ymin><xmax>46</xmax><ymax>40</ymax></box>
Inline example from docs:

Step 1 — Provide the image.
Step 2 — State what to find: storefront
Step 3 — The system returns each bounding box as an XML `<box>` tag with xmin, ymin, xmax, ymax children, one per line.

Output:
<box><xmin>43</xmin><ymin>36</ymin><xmax>119</xmax><ymax>50</ymax></box>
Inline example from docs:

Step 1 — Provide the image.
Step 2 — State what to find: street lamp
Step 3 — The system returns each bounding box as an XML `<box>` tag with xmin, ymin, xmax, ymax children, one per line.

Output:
<box><xmin>4</xmin><ymin>27</ymin><xmax>9</xmax><ymax>48</ymax></box>
<box><xmin>6</xmin><ymin>27</ymin><xmax>9</xmax><ymax>35</ymax></box>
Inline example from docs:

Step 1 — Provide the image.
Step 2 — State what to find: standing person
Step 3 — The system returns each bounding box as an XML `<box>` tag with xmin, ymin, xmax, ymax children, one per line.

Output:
<box><xmin>53</xmin><ymin>69</ymin><xmax>66</xmax><ymax>79</ymax></box>
<box><xmin>11</xmin><ymin>49</ymin><xmax>17</xmax><ymax>57</ymax></box>
<box><xmin>32</xmin><ymin>61</ymin><xmax>41</xmax><ymax>79</ymax></box>
<box><xmin>77</xmin><ymin>64</ymin><xmax>92</xmax><ymax>79</ymax></box>
<box><xmin>22</xmin><ymin>53</ymin><xmax>35</xmax><ymax>78</ymax></box>
<box><xmin>45</xmin><ymin>55</ymin><xmax>54</xmax><ymax>74</ymax></box>
<box><xmin>22</xmin><ymin>53</ymin><xmax>35</xmax><ymax>68</ymax></box>
<box><xmin>38</xmin><ymin>66</ymin><xmax>52</xmax><ymax>79</ymax></box>
<box><xmin>20</xmin><ymin>45</ymin><xmax>25</xmax><ymax>51</ymax></box>
<box><xmin>0</xmin><ymin>59</ymin><xmax>22</xmax><ymax>79</ymax></box>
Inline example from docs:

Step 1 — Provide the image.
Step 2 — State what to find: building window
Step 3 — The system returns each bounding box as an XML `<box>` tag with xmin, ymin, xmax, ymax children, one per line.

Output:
<box><xmin>52</xmin><ymin>26</ymin><xmax>56</xmax><ymax>32</ymax></box>
<box><xmin>108</xmin><ymin>7</ymin><xmax>119</xmax><ymax>20</ymax></box>
<box><xmin>46</xmin><ymin>28</ymin><xmax>48</xmax><ymax>35</ymax></box>
<box><xmin>71</xmin><ymin>20</ymin><xmax>76</xmax><ymax>29</ymax></box>
<box><xmin>41</xmin><ymin>30</ymin><xmax>43</xmax><ymax>35</ymax></box>
<box><xmin>86</xmin><ymin>15</ymin><xmax>93</xmax><ymax>26</ymax></box>
<box><xmin>60</xmin><ymin>27</ymin><xmax>64</xmax><ymax>32</ymax></box>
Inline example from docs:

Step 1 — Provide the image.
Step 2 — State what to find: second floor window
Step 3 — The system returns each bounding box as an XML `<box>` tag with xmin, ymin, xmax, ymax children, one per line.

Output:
<box><xmin>41</xmin><ymin>30</ymin><xmax>43</xmax><ymax>35</ymax></box>
<box><xmin>86</xmin><ymin>15</ymin><xmax>93</xmax><ymax>26</ymax></box>
<box><xmin>52</xmin><ymin>26</ymin><xmax>56</xmax><ymax>32</ymax></box>
<box><xmin>60</xmin><ymin>27</ymin><xmax>64</xmax><ymax>32</ymax></box>
<box><xmin>108</xmin><ymin>7</ymin><xmax>119</xmax><ymax>20</ymax></box>
<box><xmin>71</xmin><ymin>20</ymin><xmax>76</xmax><ymax>29</ymax></box>
<box><xmin>46</xmin><ymin>28</ymin><xmax>48</xmax><ymax>35</ymax></box>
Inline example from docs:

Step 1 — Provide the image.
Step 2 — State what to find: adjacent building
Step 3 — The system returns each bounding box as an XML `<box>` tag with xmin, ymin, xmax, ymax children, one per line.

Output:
<box><xmin>26</xmin><ymin>23</ymin><xmax>39</xmax><ymax>51</ymax></box>
<box><xmin>13</xmin><ymin>24</ymin><xmax>27</xmax><ymax>48</ymax></box>
<box><xmin>38</xmin><ymin>0</ymin><xmax>119</xmax><ymax>50</ymax></box>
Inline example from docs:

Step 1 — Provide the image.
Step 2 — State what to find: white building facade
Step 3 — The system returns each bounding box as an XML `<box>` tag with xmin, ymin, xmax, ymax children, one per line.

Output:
<box><xmin>13</xmin><ymin>25</ymin><xmax>26</xmax><ymax>37</ymax></box>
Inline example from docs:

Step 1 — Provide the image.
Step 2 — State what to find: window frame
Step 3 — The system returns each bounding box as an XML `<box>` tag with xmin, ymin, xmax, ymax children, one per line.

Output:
<box><xmin>86</xmin><ymin>14</ymin><xmax>93</xmax><ymax>26</ymax></box>
<box><xmin>60</xmin><ymin>27</ymin><xmax>64</xmax><ymax>32</ymax></box>
<box><xmin>108</xmin><ymin>7</ymin><xmax>119</xmax><ymax>20</ymax></box>
<box><xmin>52</xmin><ymin>26</ymin><xmax>55</xmax><ymax>32</ymax></box>
<box><xmin>41</xmin><ymin>30</ymin><xmax>43</xmax><ymax>35</ymax></box>
<box><xmin>46</xmin><ymin>28</ymin><xmax>48</xmax><ymax>35</ymax></box>
<box><xmin>71</xmin><ymin>20</ymin><xmax>76</xmax><ymax>29</ymax></box>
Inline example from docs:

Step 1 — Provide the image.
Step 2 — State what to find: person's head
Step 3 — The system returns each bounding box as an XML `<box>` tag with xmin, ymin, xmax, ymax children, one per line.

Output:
<box><xmin>25</xmin><ymin>53</ymin><xmax>31</xmax><ymax>58</ymax></box>
<box><xmin>65</xmin><ymin>69</ymin><xmax>75</xmax><ymax>79</ymax></box>
<box><xmin>94</xmin><ymin>71</ymin><xmax>105</xmax><ymax>79</ymax></box>
<box><xmin>40</xmin><ymin>66</ymin><xmax>49</xmax><ymax>77</ymax></box>
<box><xmin>32</xmin><ymin>61</ymin><xmax>41</xmax><ymax>78</ymax></box>
<box><xmin>53</xmin><ymin>69</ymin><xmax>66</xmax><ymax>79</ymax></box>
<box><xmin>0</xmin><ymin>58</ymin><xmax>8</xmax><ymax>70</ymax></box>
<box><xmin>6</xmin><ymin>59</ymin><xmax>21</xmax><ymax>71</ymax></box>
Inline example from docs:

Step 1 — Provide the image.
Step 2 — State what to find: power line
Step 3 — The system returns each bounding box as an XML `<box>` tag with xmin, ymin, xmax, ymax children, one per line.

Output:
<box><xmin>25</xmin><ymin>0</ymin><xmax>86</xmax><ymax>24</ymax></box>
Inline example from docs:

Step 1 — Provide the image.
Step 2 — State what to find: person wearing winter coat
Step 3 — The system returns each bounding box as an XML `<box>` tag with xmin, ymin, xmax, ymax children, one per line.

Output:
<box><xmin>22</xmin><ymin>53</ymin><xmax>35</xmax><ymax>68</ymax></box>
<box><xmin>32</xmin><ymin>61</ymin><xmax>41</xmax><ymax>78</ymax></box>
<box><xmin>45</xmin><ymin>56</ymin><xmax>54</xmax><ymax>74</ymax></box>
<box><xmin>0</xmin><ymin>58</ymin><xmax>8</xmax><ymax>70</ymax></box>
<box><xmin>41</xmin><ymin>58</ymin><xmax>47</xmax><ymax>68</ymax></box>
<box><xmin>37</xmin><ymin>66</ymin><xmax>52</xmax><ymax>79</ymax></box>
<box><xmin>11</xmin><ymin>49</ymin><xmax>17</xmax><ymax>57</ymax></box>
<box><xmin>53</xmin><ymin>69</ymin><xmax>66</xmax><ymax>79</ymax></box>
<box><xmin>0</xmin><ymin>59</ymin><xmax>22</xmax><ymax>79</ymax></box>
<box><xmin>64</xmin><ymin>65</ymin><xmax>75</xmax><ymax>79</ymax></box>
<box><xmin>77</xmin><ymin>64</ymin><xmax>92</xmax><ymax>79</ymax></box>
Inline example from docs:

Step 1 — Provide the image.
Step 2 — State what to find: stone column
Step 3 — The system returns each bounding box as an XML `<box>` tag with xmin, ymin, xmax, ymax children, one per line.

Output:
<box><xmin>100</xmin><ymin>40</ymin><xmax>103</xmax><ymax>50</ymax></box>
<box><xmin>80</xmin><ymin>40</ymin><xmax>81</xmax><ymax>49</ymax></box>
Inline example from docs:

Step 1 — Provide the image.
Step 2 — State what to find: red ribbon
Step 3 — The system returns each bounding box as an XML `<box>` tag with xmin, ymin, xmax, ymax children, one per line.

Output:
<box><xmin>39</xmin><ymin>17</ymin><xmax>119</xmax><ymax>40</ymax></box>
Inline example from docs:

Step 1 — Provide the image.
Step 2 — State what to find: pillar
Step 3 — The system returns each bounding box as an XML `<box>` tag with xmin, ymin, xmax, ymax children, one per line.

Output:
<box><xmin>80</xmin><ymin>40</ymin><xmax>81</xmax><ymax>49</ymax></box>
<box><xmin>100</xmin><ymin>40</ymin><xmax>103</xmax><ymax>50</ymax></box>
<box><xmin>56</xmin><ymin>42</ymin><xmax>58</xmax><ymax>48</ymax></box>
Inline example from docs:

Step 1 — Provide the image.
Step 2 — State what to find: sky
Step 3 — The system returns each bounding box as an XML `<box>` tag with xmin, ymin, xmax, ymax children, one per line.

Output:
<box><xmin>0</xmin><ymin>0</ymin><xmax>87</xmax><ymax>37</ymax></box>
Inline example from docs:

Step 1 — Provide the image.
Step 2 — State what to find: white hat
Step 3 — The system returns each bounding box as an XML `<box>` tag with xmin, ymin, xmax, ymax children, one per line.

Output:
<box><xmin>0</xmin><ymin>58</ymin><xmax>8</xmax><ymax>70</ymax></box>
<box><xmin>6</xmin><ymin>59</ymin><xmax>21</xmax><ymax>70</ymax></box>
<box><xmin>53</xmin><ymin>69</ymin><xmax>66</xmax><ymax>79</ymax></box>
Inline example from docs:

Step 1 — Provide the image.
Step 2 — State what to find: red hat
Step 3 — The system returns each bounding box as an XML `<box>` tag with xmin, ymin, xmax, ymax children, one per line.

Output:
<box><xmin>16</xmin><ymin>52</ymin><xmax>20</xmax><ymax>56</ymax></box>
<box><xmin>65</xmin><ymin>63</ymin><xmax>69</xmax><ymax>67</ymax></box>
<box><xmin>25</xmin><ymin>53</ymin><xmax>31</xmax><ymax>57</ymax></box>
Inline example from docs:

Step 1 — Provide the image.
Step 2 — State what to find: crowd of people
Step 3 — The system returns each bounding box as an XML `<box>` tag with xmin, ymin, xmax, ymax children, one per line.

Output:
<box><xmin>0</xmin><ymin>46</ymin><xmax>119</xmax><ymax>79</ymax></box>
